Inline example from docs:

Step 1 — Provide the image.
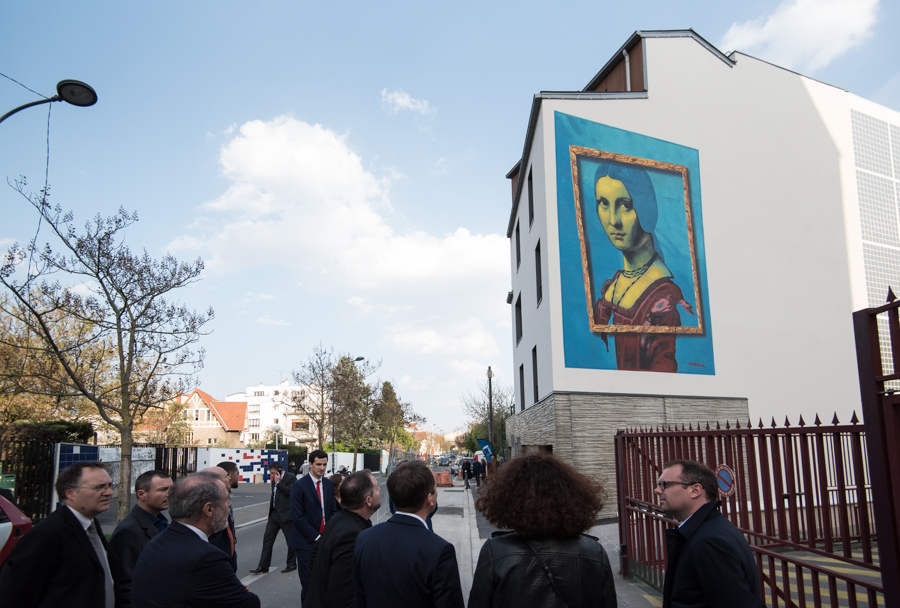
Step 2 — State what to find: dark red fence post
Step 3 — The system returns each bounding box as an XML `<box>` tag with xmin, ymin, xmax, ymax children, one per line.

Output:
<box><xmin>854</xmin><ymin>306</ymin><xmax>900</xmax><ymax>606</ymax></box>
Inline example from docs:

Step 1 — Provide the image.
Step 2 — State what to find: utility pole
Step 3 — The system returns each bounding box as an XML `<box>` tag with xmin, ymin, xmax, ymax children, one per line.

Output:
<box><xmin>487</xmin><ymin>366</ymin><xmax>494</xmax><ymax>450</ymax></box>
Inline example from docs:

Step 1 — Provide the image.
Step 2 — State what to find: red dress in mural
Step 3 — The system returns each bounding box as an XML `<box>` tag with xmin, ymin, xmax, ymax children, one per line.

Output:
<box><xmin>594</xmin><ymin>273</ymin><xmax>693</xmax><ymax>372</ymax></box>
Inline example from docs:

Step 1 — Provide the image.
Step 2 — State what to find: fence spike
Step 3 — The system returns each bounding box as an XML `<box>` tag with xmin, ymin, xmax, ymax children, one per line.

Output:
<box><xmin>716</xmin><ymin>420</ymin><xmax>721</xmax><ymax>430</ymax></box>
<box><xmin>688</xmin><ymin>422</ymin><xmax>693</xmax><ymax>431</ymax></box>
<box><xmin>725</xmin><ymin>420</ymin><xmax>731</xmax><ymax>429</ymax></box>
<box><xmin>832</xmin><ymin>412</ymin><xmax>840</xmax><ymax>425</ymax></box>
<box><xmin>814</xmin><ymin>414</ymin><xmax>822</xmax><ymax>426</ymax></box>
<box><xmin>706</xmin><ymin>421</ymin><xmax>711</xmax><ymax>430</ymax></box>
<box><xmin>758</xmin><ymin>418</ymin><xmax>764</xmax><ymax>429</ymax></box>
<box><xmin>798</xmin><ymin>415</ymin><xmax>806</xmax><ymax>427</ymax></box>
<box><xmin>681</xmin><ymin>423</ymin><xmax>686</xmax><ymax>431</ymax></box>
<box><xmin>784</xmin><ymin>416</ymin><xmax>791</xmax><ymax>427</ymax></box>
<box><xmin>735</xmin><ymin>419</ymin><xmax>741</xmax><ymax>429</ymax></box>
<box><xmin>888</xmin><ymin>287</ymin><xmax>897</xmax><ymax>303</ymax></box>
<box><xmin>850</xmin><ymin>411</ymin><xmax>860</xmax><ymax>425</ymax></box>
<box><xmin>747</xmin><ymin>418</ymin><xmax>752</xmax><ymax>429</ymax></box>
<box><xmin>771</xmin><ymin>417</ymin><xmax>778</xmax><ymax>428</ymax></box>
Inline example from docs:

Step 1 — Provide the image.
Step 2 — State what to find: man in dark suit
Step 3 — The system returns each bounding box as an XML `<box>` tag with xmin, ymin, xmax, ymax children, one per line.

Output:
<box><xmin>249</xmin><ymin>462</ymin><xmax>298</xmax><ymax>574</ymax></box>
<box><xmin>655</xmin><ymin>459</ymin><xmax>762</xmax><ymax>608</ymax></box>
<box><xmin>304</xmin><ymin>470</ymin><xmax>381</xmax><ymax>608</ymax></box>
<box><xmin>0</xmin><ymin>461</ymin><xmax>116</xmax><ymax>608</ymax></box>
<box><xmin>109</xmin><ymin>470</ymin><xmax>173</xmax><ymax>608</ymax></box>
<box><xmin>352</xmin><ymin>460</ymin><xmax>464</xmax><ymax>608</ymax></box>
<box><xmin>291</xmin><ymin>448</ymin><xmax>338</xmax><ymax>602</ymax></box>
<box><xmin>200</xmin><ymin>464</ymin><xmax>238</xmax><ymax>572</ymax></box>
<box><xmin>132</xmin><ymin>473</ymin><xmax>259</xmax><ymax>608</ymax></box>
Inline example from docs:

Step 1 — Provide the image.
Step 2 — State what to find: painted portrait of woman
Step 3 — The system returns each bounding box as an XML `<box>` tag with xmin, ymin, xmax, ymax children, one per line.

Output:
<box><xmin>591</xmin><ymin>160</ymin><xmax>695</xmax><ymax>372</ymax></box>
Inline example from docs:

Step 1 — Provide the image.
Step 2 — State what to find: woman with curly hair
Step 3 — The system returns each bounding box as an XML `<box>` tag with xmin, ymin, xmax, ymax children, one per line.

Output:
<box><xmin>468</xmin><ymin>453</ymin><xmax>617</xmax><ymax>608</ymax></box>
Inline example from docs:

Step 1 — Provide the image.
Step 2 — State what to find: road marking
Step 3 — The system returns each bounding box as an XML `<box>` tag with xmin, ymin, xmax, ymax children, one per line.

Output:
<box><xmin>241</xmin><ymin>567</ymin><xmax>275</xmax><ymax>585</ymax></box>
<box><xmin>236</xmin><ymin>517</ymin><xmax>267</xmax><ymax>529</ymax></box>
<box><xmin>233</xmin><ymin>501</ymin><xmax>268</xmax><ymax>511</ymax></box>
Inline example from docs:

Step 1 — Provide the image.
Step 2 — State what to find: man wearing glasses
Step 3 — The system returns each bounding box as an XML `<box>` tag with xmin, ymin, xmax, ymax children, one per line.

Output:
<box><xmin>0</xmin><ymin>461</ymin><xmax>117</xmax><ymax>608</ymax></box>
<box><xmin>655</xmin><ymin>459</ymin><xmax>762</xmax><ymax>608</ymax></box>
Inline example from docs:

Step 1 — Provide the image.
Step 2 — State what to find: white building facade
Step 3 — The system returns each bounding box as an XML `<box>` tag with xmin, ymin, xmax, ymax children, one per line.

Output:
<box><xmin>226</xmin><ymin>380</ymin><xmax>320</xmax><ymax>448</ymax></box>
<box><xmin>505</xmin><ymin>30</ymin><xmax>900</xmax><ymax>511</ymax></box>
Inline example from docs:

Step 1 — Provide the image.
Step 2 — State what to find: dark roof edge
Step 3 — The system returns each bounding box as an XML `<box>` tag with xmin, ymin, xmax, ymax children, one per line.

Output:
<box><xmin>506</xmin><ymin>94</ymin><xmax>543</xmax><ymax>238</ymax></box>
<box><xmin>728</xmin><ymin>51</ymin><xmax>847</xmax><ymax>92</ymax></box>
<box><xmin>505</xmin><ymin>91</ymin><xmax>648</xmax><ymax>238</ymax></box>
<box><xmin>639</xmin><ymin>29</ymin><xmax>735</xmax><ymax>68</ymax></box>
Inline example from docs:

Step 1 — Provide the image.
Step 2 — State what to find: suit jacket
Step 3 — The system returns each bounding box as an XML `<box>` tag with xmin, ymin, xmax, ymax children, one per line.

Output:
<box><xmin>109</xmin><ymin>504</ymin><xmax>168</xmax><ymax>608</ymax></box>
<box><xmin>0</xmin><ymin>504</ymin><xmax>111</xmax><ymax>607</ymax></box>
<box><xmin>132</xmin><ymin>521</ymin><xmax>259</xmax><ymax>608</ymax></box>
<box><xmin>663</xmin><ymin>501</ymin><xmax>763</xmax><ymax>608</ymax></box>
<box><xmin>352</xmin><ymin>514</ymin><xmax>464</xmax><ymax>608</ymax></box>
<box><xmin>304</xmin><ymin>510</ymin><xmax>372</xmax><ymax>608</ymax></box>
<box><xmin>270</xmin><ymin>471</ymin><xmax>297</xmax><ymax>524</ymax></box>
<box><xmin>290</xmin><ymin>474</ymin><xmax>337</xmax><ymax>549</ymax></box>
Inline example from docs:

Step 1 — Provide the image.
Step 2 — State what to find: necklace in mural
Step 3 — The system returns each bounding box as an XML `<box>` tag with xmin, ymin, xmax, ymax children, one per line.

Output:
<box><xmin>611</xmin><ymin>254</ymin><xmax>657</xmax><ymax>306</ymax></box>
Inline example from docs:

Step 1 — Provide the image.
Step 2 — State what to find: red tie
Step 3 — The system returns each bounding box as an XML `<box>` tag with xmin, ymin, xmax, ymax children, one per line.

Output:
<box><xmin>316</xmin><ymin>480</ymin><xmax>325</xmax><ymax>533</ymax></box>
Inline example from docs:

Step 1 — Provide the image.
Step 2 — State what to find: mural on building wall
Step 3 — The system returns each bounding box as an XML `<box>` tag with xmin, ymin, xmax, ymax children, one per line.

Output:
<box><xmin>556</xmin><ymin>112</ymin><xmax>714</xmax><ymax>374</ymax></box>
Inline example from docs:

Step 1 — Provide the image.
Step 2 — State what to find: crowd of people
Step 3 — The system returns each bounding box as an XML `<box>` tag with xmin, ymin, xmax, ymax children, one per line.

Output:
<box><xmin>0</xmin><ymin>448</ymin><xmax>762</xmax><ymax>607</ymax></box>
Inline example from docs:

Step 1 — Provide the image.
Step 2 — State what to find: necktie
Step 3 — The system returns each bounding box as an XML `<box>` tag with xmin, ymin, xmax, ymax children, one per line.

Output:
<box><xmin>273</xmin><ymin>484</ymin><xmax>278</xmax><ymax>508</ymax></box>
<box><xmin>316</xmin><ymin>480</ymin><xmax>325</xmax><ymax>533</ymax></box>
<box><xmin>154</xmin><ymin>516</ymin><xmax>168</xmax><ymax>535</ymax></box>
<box><xmin>87</xmin><ymin>521</ymin><xmax>115</xmax><ymax>608</ymax></box>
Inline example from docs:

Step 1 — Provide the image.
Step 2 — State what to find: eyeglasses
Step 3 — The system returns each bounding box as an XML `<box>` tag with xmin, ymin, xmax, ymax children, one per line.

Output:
<box><xmin>77</xmin><ymin>483</ymin><xmax>117</xmax><ymax>493</ymax></box>
<box><xmin>656</xmin><ymin>481</ymin><xmax>696</xmax><ymax>491</ymax></box>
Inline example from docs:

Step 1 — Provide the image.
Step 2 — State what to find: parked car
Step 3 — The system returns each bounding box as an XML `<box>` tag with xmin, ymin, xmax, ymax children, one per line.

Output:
<box><xmin>0</xmin><ymin>495</ymin><xmax>32</xmax><ymax>569</ymax></box>
<box><xmin>438</xmin><ymin>457</ymin><xmax>451</xmax><ymax>467</ymax></box>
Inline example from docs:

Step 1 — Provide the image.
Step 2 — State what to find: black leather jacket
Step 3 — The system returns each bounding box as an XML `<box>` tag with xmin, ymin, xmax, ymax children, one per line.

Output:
<box><xmin>468</xmin><ymin>531</ymin><xmax>617</xmax><ymax>608</ymax></box>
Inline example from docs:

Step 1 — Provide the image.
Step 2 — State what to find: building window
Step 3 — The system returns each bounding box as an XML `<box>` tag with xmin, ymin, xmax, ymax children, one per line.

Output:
<box><xmin>206</xmin><ymin>411</ymin><xmax>212</xmax><ymax>422</ymax></box>
<box><xmin>532</xmin><ymin>346</ymin><xmax>539</xmax><ymax>404</ymax></box>
<box><xmin>274</xmin><ymin>390</ymin><xmax>280</xmax><ymax>396</ymax></box>
<box><xmin>515</xmin><ymin>295</ymin><xmax>523</xmax><ymax>344</ymax></box>
<box><xmin>249</xmin><ymin>419</ymin><xmax>259</xmax><ymax>428</ymax></box>
<box><xmin>251</xmin><ymin>433</ymin><xmax>260</xmax><ymax>441</ymax></box>
<box><xmin>207</xmin><ymin>438</ymin><xmax>218</xmax><ymax>445</ymax></box>
<box><xmin>194</xmin><ymin>410</ymin><xmax>199</xmax><ymax>421</ymax></box>
<box><xmin>519</xmin><ymin>364</ymin><xmax>525</xmax><ymax>412</ymax></box>
<box><xmin>535</xmin><ymin>240</ymin><xmax>542</xmax><ymax>305</ymax></box>
<box><xmin>187</xmin><ymin>432</ymin><xmax>193</xmax><ymax>444</ymax></box>
<box><xmin>273</xmin><ymin>418</ymin><xmax>279</xmax><ymax>425</ymax></box>
<box><xmin>249</xmin><ymin>404</ymin><xmax>259</xmax><ymax>413</ymax></box>
<box><xmin>254</xmin><ymin>391</ymin><xmax>264</xmax><ymax>397</ymax></box>
<box><xmin>292</xmin><ymin>420</ymin><xmax>310</xmax><ymax>432</ymax></box>
<box><xmin>527</xmin><ymin>169</ymin><xmax>534</xmax><ymax>227</ymax></box>
<box><xmin>515</xmin><ymin>222</ymin><xmax>521</xmax><ymax>269</ymax></box>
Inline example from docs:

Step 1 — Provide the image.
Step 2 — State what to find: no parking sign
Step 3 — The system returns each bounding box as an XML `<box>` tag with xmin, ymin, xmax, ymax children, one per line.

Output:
<box><xmin>715</xmin><ymin>464</ymin><xmax>736</xmax><ymax>498</ymax></box>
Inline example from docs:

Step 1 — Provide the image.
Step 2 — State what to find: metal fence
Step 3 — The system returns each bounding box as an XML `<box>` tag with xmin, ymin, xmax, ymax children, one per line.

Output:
<box><xmin>155</xmin><ymin>447</ymin><xmax>198</xmax><ymax>481</ymax></box>
<box><xmin>614</xmin><ymin>416</ymin><xmax>884</xmax><ymax>606</ymax></box>
<box><xmin>0</xmin><ymin>439</ymin><xmax>55</xmax><ymax>521</ymax></box>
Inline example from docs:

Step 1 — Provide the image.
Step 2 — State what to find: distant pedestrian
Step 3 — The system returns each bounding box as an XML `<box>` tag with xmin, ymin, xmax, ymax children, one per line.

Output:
<box><xmin>655</xmin><ymin>460</ymin><xmax>762</xmax><ymax>608</ymax></box>
<box><xmin>300</xmin><ymin>459</ymin><xmax>310</xmax><ymax>476</ymax></box>
<box><xmin>132</xmin><ymin>474</ymin><xmax>259</xmax><ymax>608</ymax></box>
<box><xmin>473</xmin><ymin>456</ymin><xmax>484</xmax><ymax>487</ymax></box>
<box><xmin>304</xmin><ymin>471</ymin><xmax>381</xmax><ymax>608</ymax></box>
<box><xmin>289</xmin><ymin>461</ymin><xmax>299</xmax><ymax>475</ymax></box>
<box><xmin>0</xmin><ymin>462</ymin><xmax>116</xmax><ymax>608</ymax></box>
<box><xmin>108</xmin><ymin>470</ymin><xmax>173</xmax><ymax>608</ymax></box>
<box><xmin>249</xmin><ymin>463</ymin><xmax>297</xmax><ymax>574</ymax></box>
<box><xmin>462</xmin><ymin>459</ymin><xmax>472</xmax><ymax>490</ymax></box>
<box><xmin>352</xmin><ymin>461</ymin><xmax>464</xmax><ymax>608</ymax></box>
<box><xmin>469</xmin><ymin>453</ymin><xmax>616</xmax><ymax>608</ymax></box>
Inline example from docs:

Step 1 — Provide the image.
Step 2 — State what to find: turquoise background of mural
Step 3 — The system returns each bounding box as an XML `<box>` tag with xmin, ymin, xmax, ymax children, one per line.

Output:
<box><xmin>556</xmin><ymin>111</ymin><xmax>715</xmax><ymax>374</ymax></box>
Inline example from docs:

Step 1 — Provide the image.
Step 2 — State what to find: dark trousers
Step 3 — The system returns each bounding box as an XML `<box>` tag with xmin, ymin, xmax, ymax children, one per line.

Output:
<box><xmin>295</xmin><ymin>542</ymin><xmax>312</xmax><ymax>601</ymax></box>
<box><xmin>256</xmin><ymin>513</ymin><xmax>296</xmax><ymax>569</ymax></box>
<box><xmin>463</xmin><ymin>471</ymin><xmax>470</xmax><ymax>489</ymax></box>
<box><xmin>474</xmin><ymin>470</ymin><xmax>481</xmax><ymax>487</ymax></box>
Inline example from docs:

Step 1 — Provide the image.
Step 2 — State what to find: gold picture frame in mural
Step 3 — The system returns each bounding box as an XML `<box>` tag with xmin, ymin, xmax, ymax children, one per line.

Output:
<box><xmin>569</xmin><ymin>145</ymin><xmax>704</xmax><ymax>335</ymax></box>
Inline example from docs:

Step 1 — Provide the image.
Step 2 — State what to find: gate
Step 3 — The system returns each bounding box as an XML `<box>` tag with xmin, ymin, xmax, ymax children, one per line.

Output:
<box><xmin>0</xmin><ymin>439</ymin><xmax>55</xmax><ymax>521</ymax></box>
<box><xmin>614</xmin><ymin>417</ymin><xmax>884</xmax><ymax>606</ymax></box>
<box><xmin>155</xmin><ymin>447</ymin><xmax>198</xmax><ymax>481</ymax></box>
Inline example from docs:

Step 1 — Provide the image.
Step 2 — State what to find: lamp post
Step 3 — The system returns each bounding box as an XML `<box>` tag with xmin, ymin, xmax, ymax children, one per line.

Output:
<box><xmin>272</xmin><ymin>424</ymin><xmax>281</xmax><ymax>451</ymax></box>
<box><xmin>332</xmin><ymin>355</ymin><xmax>365</xmax><ymax>474</ymax></box>
<box><xmin>1</xmin><ymin>80</ymin><xmax>97</xmax><ymax>125</ymax></box>
<box><xmin>487</xmin><ymin>366</ymin><xmax>494</xmax><ymax>457</ymax></box>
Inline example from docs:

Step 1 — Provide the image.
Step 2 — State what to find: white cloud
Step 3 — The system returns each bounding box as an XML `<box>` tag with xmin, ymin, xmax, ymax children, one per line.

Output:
<box><xmin>257</xmin><ymin>315</ymin><xmax>291</xmax><ymax>326</ymax></box>
<box><xmin>381</xmin><ymin>88</ymin><xmax>435</xmax><ymax>115</ymax></box>
<box><xmin>720</xmin><ymin>0</ymin><xmax>879</xmax><ymax>73</ymax></box>
<box><xmin>237</xmin><ymin>291</ymin><xmax>276</xmax><ymax>306</ymax></box>
<box><xmin>385</xmin><ymin>319</ymin><xmax>498</xmax><ymax>357</ymax></box>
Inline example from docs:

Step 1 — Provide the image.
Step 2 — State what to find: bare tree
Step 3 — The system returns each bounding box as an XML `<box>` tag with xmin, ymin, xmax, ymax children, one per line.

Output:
<box><xmin>288</xmin><ymin>343</ymin><xmax>337</xmax><ymax>449</ymax></box>
<box><xmin>0</xmin><ymin>184</ymin><xmax>213</xmax><ymax>521</ymax></box>
<box><xmin>460</xmin><ymin>381</ymin><xmax>515</xmax><ymax>450</ymax></box>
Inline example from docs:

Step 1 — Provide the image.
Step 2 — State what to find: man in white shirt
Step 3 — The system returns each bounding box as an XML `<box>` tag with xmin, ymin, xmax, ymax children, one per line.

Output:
<box><xmin>0</xmin><ymin>461</ymin><xmax>116</xmax><ymax>608</ymax></box>
<box><xmin>352</xmin><ymin>461</ymin><xmax>464</xmax><ymax>608</ymax></box>
<box><xmin>132</xmin><ymin>474</ymin><xmax>259</xmax><ymax>608</ymax></box>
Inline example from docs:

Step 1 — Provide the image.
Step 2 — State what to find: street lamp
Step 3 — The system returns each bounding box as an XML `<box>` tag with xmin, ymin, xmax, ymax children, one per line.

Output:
<box><xmin>272</xmin><ymin>424</ymin><xmax>281</xmax><ymax>451</ymax></box>
<box><xmin>332</xmin><ymin>355</ymin><xmax>365</xmax><ymax>474</ymax></box>
<box><xmin>0</xmin><ymin>79</ymin><xmax>98</xmax><ymax>125</ymax></box>
<box><xmin>487</xmin><ymin>366</ymin><xmax>493</xmax><ymax>457</ymax></box>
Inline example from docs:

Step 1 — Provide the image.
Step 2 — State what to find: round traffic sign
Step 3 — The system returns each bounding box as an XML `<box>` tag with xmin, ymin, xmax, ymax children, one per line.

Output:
<box><xmin>715</xmin><ymin>464</ymin><xmax>736</xmax><ymax>498</ymax></box>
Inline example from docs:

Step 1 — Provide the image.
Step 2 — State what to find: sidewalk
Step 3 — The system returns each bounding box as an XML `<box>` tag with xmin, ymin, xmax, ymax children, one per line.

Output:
<box><xmin>430</xmin><ymin>480</ymin><xmax>663</xmax><ymax>608</ymax></box>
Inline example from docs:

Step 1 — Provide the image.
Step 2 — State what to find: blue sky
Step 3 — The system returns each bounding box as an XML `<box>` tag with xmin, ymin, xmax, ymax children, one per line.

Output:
<box><xmin>2</xmin><ymin>0</ymin><xmax>897</xmax><ymax>434</ymax></box>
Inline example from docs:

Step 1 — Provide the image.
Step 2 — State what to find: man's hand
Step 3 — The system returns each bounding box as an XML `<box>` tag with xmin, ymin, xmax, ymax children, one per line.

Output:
<box><xmin>272</xmin><ymin>471</ymin><xmax>282</xmax><ymax>483</ymax></box>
